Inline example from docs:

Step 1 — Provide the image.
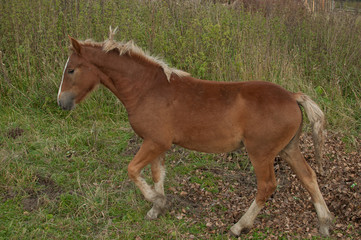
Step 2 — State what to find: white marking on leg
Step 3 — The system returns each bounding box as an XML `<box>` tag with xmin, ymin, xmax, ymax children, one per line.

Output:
<box><xmin>136</xmin><ymin>177</ymin><xmax>158</xmax><ymax>202</ymax></box>
<box><xmin>314</xmin><ymin>202</ymin><xmax>332</xmax><ymax>236</ymax></box>
<box><xmin>230</xmin><ymin>200</ymin><xmax>263</xmax><ymax>236</ymax></box>
<box><xmin>57</xmin><ymin>57</ymin><xmax>69</xmax><ymax>103</ymax></box>
<box><xmin>314</xmin><ymin>202</ymin><xmax>331</xmax><ymax>221</ymax></box>
<box><xmin>154</xmin><ymin>164</ymin><xmax>166</xmax><ymax>196</ymax></box>
<box><xmin>135</xmin><ymin>176</ymin><xmax>166</xmax><ymax>220</ymax></box>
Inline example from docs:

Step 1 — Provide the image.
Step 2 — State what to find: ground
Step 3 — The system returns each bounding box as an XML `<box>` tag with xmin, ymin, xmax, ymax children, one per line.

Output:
<box><xmin>2</xmin><ymin>126</ymin><xmax>360</xmax><ymax>239</ymax></box>
<box><xmin>127</xmin><ymin>132</ymin><xmax>361</xmax><ymax>239</ymax></box>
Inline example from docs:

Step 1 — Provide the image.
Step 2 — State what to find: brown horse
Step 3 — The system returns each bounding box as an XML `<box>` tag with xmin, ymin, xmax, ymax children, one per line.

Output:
<box><xmin>57</xmin><ymin>28</ymin><xmax>333</xmax><ymax>236</ymax></box>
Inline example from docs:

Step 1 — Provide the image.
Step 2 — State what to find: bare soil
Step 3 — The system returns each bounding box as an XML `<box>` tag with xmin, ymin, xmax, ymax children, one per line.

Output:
<box><xmin>22</xmin><ymin>174</ymin><xmax>63</xmax><ymax>212</ymax></box>
<box><xmin>6</xmin><ymin>127</ymin><xmax>24</xmax><ymax>139</ymax></box>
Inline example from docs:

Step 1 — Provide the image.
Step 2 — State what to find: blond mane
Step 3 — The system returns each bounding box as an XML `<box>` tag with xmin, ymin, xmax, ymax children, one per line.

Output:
<box><xmin>81</xmin><ymin>27</ymin><xmax>189</xmax><ymax>82</ymax></box>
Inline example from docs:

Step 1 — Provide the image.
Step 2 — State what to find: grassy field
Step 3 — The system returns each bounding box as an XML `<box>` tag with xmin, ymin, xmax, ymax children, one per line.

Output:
<box><xmin>0</xmin><ymin>0</ymin><xmax>360</xmax><ymax>239</ymax></box>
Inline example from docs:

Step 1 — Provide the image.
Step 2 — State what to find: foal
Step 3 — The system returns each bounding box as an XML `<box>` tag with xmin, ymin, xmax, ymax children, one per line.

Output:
<box><xmin>57</xmin><ymin>29</ymin><xmax>333</xmax><ymax>236</ymax></box>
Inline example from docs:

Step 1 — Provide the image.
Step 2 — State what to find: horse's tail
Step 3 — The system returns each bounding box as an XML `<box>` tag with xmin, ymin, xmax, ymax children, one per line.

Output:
<box><xmin>294</xmin><ymin>92</ymin><xmax>325</xmax><ymax>174</ymax></box>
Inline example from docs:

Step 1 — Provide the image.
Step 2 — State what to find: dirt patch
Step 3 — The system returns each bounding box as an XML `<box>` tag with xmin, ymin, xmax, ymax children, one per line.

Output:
<box><xmin>6</xmin><ymin>127</ymin><xmax>24</xmax><ymax>139</ymax></box>
<box><xmin>22</xmin><ymin>174</ymin><xmax>63</xmax><ymax>212</ymax></box>
<box><xmin>121</xmin><ymin>134</ymin><xmax>142</xmax><ymax>157</ymax></box>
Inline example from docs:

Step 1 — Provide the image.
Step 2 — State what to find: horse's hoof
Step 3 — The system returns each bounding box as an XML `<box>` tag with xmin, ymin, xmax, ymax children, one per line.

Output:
<box><xmin>229</xmin><ymin>224</ymin><xmax>251</xmax><ymax>237</ymax></box>
<box><xmin>319</xmin><ymin>212</ymin><xmax>333</xmax><ymax>236</ymax></box>
<box><xmin>319</xmin><ymin>226</ymin><xmax>330</xmax><ymax>236</ymax></box>
<box><xmin>319</xmin><ymin>220</ymin><xmax>332</xmax><ymax>236</ymax></box>
<box><xmin>145</xmin><ymin>205</ymin><xmax>164</xmax><ymax>220</ymax></box>
<box><xmin>145</xmin><ymin>213</ymin><xmax>157</xmax><ymax>220</ymax></box>
<box><xmin>229</xmin><ymin>226</ymin><xmax>240</xmax><ymax>237</ymax></box>
<box><xmin>229</xmin><ymin>229</ymin><xmax>239</xmax><ymax>238</ymax></box>
<box><xmin>145</xmin><ymin>212</ymin><xmax>158</xmax><ymax>220</ymax></box>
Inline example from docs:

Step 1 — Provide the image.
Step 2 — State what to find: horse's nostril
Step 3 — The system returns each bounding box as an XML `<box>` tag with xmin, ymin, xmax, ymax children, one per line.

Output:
<box><xmin>58</xmin><ymin>92</ymin><xmax>75</xmax><ymax>111</ymax></box>
<box><xmin>58</xmin><ymin>99</ymin><xmax>65</xmax><ymax>109</ymax></box>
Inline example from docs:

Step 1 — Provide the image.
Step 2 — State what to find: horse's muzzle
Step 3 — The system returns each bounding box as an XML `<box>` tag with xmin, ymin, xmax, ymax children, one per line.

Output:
<box><xmin>58</xmin><ymin>91</ymin><xmax>75</xmax><ymax>111</ymax></box>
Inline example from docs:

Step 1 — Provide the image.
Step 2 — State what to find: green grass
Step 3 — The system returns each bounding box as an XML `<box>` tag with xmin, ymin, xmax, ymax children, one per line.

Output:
<box><xmin>0</xmin><ymin>0</ymin><xmax>360</xmax><ymax>239</ymax></box>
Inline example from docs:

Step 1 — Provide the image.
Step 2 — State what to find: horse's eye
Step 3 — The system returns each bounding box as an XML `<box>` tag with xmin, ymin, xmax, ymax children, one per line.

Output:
<box><xmin>68</xmin><ymin>69</ymin><xmax>74</xmax><ymax>74</ymax></box>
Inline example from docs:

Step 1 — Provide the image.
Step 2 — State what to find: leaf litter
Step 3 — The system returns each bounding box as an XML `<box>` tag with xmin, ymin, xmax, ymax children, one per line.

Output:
<box><xmin>162</xmin><ymin>132</ymin><xmax>360</xmax><ymax>239</ymax></box>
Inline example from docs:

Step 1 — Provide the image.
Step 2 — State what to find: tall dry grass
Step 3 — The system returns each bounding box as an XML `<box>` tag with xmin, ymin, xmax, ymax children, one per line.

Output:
<box><xmin>0</xmin><ymin>0</ymin><xmax>360</xmax><ymax>135</ymax></box>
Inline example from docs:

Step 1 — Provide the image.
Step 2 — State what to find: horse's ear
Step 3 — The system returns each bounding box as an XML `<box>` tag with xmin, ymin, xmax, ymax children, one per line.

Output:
<box><xmin>68</xmin><ymin>35</ymin><xmax>81</xmax><ymax>55</ymax></box>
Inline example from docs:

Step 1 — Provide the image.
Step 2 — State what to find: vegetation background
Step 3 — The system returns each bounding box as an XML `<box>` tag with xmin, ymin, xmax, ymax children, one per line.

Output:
<box><xmin>0</xmin><ymin>0</ymin><xmax>360</xmax><ymax>239</ymax></box>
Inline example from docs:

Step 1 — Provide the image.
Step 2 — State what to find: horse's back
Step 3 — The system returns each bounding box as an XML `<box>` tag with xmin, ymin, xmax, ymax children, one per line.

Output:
<box><xmin>170</xmin><ymin>78</ymin><xmax>301</xmax><ymax>153</ymax></box>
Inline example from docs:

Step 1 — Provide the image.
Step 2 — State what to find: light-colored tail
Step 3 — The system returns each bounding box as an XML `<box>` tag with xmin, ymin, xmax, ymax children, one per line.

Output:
<box><xmin>295</xmin><ymin>92</ymin><xmax>325</xmax><ymax>174</ymax></box>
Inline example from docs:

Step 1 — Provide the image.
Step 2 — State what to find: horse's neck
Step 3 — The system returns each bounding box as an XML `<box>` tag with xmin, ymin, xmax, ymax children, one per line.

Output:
<box><xmin>87</xmin><ymin>48</ymin><xmax>161</xmax><ymax>112</ymax></box>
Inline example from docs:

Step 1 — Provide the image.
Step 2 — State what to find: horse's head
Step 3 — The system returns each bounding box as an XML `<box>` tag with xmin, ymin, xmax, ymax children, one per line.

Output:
<box><xmin>57</xmin><ymin>37</ymin><xmax>101</xmax><ymax>110</ymax></box>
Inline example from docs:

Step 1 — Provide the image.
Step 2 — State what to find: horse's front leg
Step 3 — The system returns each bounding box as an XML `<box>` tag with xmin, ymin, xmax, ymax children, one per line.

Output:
<box><xmin>127</xmin><ymin>141</ymin><xmax>168</xmax><ymax>220</ymax></box>
<box><xmin>146</xmin><ymin>153</ymin><xmax>167</xmax><ymax>219</ymax></box>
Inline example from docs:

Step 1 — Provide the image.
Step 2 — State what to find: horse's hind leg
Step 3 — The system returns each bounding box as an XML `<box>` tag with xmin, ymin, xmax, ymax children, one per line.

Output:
<box><xmin>280</xmin><ymin>138</ymin><xmax>333</xmax><ymax>236</ymax></box>
<box><xmin>230</xmin><ymin>154</ymin><xmax>277</xmax><ymax>236</ymax></box>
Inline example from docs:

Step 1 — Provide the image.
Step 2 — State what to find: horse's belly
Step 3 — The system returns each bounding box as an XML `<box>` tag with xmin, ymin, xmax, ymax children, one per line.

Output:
<box><xmin>174</xmin><ymin>128</ymin><xmax>243</xmax><ymax>153</ymax></box>
<box><xmin>176</xmin><ymin>138</ymin><xmax>242</xmax><ymax>153</ymax></box>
